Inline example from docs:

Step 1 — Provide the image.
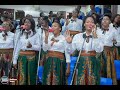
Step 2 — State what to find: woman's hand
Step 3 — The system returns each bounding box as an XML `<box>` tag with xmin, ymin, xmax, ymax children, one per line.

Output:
<box><xmin>113</xmin><ymin>39</ymin><xmax>117</xmax><ymax>44</ymax></box>
<box><xmin>92</xmin><ymin>24</ymin><xmax>98</xmax><ymax>38</ymax></box>
<box><xmin>65</xmin><ymin>30</ymin><xmax>73</xmax><ymax>44</ymax></box>
<box><xmin>45</xmin><ymin>30</ymin><xmax>49</xmax><ymax>44</ymax></box>
<box><xmin>66</xmin><ymin>19</ymin><xmax>70</xmax><ymax>26</ymax></box>
<box><xmin>45</xmin><ymin>30</ymin><xmax>49</xmax><ymax>38</ymax></box>
<box><xmin>66</xmin><ymin>63</ymin><xmax>70</xmax><ymax>77</ymax></box>
<box><xmin>27</xmin><ymin>41</ymin><xmax>32</xmax><ymax>48</ymax></box>
<box><xmin>13</xmin><ymin>64</ymin><xmax>17</xmax><ymax>69</ymax></box>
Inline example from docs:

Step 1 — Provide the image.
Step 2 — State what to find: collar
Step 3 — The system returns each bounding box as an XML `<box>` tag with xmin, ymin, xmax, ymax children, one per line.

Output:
<box><xmin>102</xmin><ymin>28</ymin><xmax>109</xmax><ymax>31</ymax></box>
<box><xmin>71</xmin><ymin>17</ymin><xmax>77</xmax><ymax>22</ymax></box>
<box><xmin>83</xmin><ymin>32</ymin><xmax>92</xmax><ymax>38</ymax></box>
<box><xmin>24</xmin><ymin>29</ymin><xmax>33</xmax><ymax>37</ymax></box>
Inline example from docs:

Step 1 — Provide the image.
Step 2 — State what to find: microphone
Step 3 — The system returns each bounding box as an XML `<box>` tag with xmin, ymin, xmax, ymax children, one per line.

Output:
<box><xmin>18</xmin><ymin>25</ymin><xmax>27</xmax><ymax>30</ymax></box>
<box><xmin>0</xmin><ymin>26</ymin><xmax>5</xmax><ymax>31</ymax></box>
<box><xmin>41</xmin><ymin>26</ymin><xmax>54</xmax><ymax>32</ymax></box>
<box><xmin>48</xmin><ymin>28</ymin><xmax>54</xmax><ymax>32</ymax></box>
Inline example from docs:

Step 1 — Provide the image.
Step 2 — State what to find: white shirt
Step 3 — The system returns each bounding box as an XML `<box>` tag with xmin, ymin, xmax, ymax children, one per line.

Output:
<box><xmin>36</xmin><ymin>26</ymin><xmax>53</xmax><ymax>47</ymax></box>
<box><xmin>62</xmin><ymin>18</ymin><xmax>83</xmax><ymax>34</ymax></box>
<box><xmin>43</xmin><ymin>34</ymin><xmax>70</xmax><ymax>63</ymax></box>
<box><xmin>0</xmin><ymin>31</ymin><xmax>14</xmax><ymax>49</ymax></box>
<box><xmin>13</xmin><ymin>30</ymin><xmax>41</xmax><ymax>64</ymax></box>
<box><xmin>66</xmin><ymin>32</ymin><xmax>104</xmax><ymax>54</ymax></box>
<box><xmin>96</xmin><ymin>27</ymin><xmax>120</xmax><ymax>47</ymax></box>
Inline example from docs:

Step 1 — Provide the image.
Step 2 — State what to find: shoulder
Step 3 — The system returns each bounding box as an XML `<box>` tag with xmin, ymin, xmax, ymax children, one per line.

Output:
<box><xmin>10</xmin><ymin>32</ymin><xmax>15</xmax><ymax>35</ymax></box>
<box><xmin>8</xmin><ymin>32</ymin><xmax>15</xmax><ymax>37</ymax></box>
<box><xmin>74</xmin><ymin>33</ymin><xmax>83</xmax><ymax>39</ymax></box>
<box><xmin>77</xmin><ymin>18</ymin><xmax>83</xmax><ymax>23</ymax></box>
<box><xmin>59</xmin><ymin>34</ymin><xmax>65</xmax><ymax>39</ymax></box>
<box><xmin>109</xmin><ymin>27</ymin><xmax>116</xmax><ymax>32</ymax></box>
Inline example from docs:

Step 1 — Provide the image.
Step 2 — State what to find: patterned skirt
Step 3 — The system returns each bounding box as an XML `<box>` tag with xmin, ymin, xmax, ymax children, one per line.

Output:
<box><xmin>113</xmin><ymin>46</ymin><xmax>120</xmax><ymax>60</ymax></box>
<box><xmin>42</xmin><ymin>51</ymin><xmax>66</xmax><ymax>85</ymax></box>
<box><xmin>0</xmin><ymin>48</ymin><xmax>13</xmax><ymax>78</ymax></box>
<box><xmin>100</xmin><ymin>46</ymin><xmax>117</xmax><ymax>85</ymax></box>
<box><xmin>72</xmin><ymin>55</ymin><xmax>101</xmax><ymax>85</ymax></box>
<box><xmin>69</xmin><ymin>30</ymin><xmax>80</xmax><ymax>57</ymax></box>
<box><xmin>16</xmin><ymin>50</ymin><xmax>38</xmax><ymax>85</ymax></box>
<box><xmin>40</xmin><ymin>48</ymin><xmax>47</xmax><ymax>66</ymax></box>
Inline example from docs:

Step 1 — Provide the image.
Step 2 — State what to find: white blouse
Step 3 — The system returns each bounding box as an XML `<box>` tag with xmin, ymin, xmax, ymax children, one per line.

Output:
<box><xmin>36</xmin><ymin>27</ymin><xmax>53</xmax><ymax>48</ymax></box>
<box><xmin>96</xmin><ymin>27</ymin><xmax>120</xmax><ymax>47</ymax></box>
<box><xmin>66</xmin><ymin>32</ymin><xmax>104</xmax><ymax>54</ymax></box>
<box><xmin>0</xmin><ymin>31</ymin><xmax>14</xmax><ymax>49</ymax></box>
<box><xmin>62</xmin><ymin>18</ymin><xmax>83</xmax><ymax>33</ymax></box>
<box><xmin>13</xmin><ymin>30</ymin><xmax>41</xmax><ymax>64</ymax></box>
<box><xmin>43</xmin><ymin>34</ymin><xmax>70</xmax><ymax>63</ymax></box>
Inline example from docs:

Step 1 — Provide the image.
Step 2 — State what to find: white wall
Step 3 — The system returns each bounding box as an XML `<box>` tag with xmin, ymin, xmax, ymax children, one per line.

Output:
<box><xmin>39</xmin><ymin>5</ymin><xmax>76</xmax><ymax>13</ymax></box>
<box><xmin>0</xmin><ymin>5</ymin><xmax>40</xmax><ymax>19</ymax></box>
<box><xmin>0</xmin><ymin>5</ymin><xmax>76</xmax><ymax>19</ymax></box>
<box><xmin>0</xmin><ymin>5</ymin><xmax>87</xmax><ymax>19</ymax></box>
<box><xmin>117</xmin><ymin>5</ymin><xmax>120</xmax><ymax>14</ymax></box>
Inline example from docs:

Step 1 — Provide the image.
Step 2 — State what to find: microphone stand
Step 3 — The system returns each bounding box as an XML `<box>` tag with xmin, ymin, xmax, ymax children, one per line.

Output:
<box><xmin>11</xmin><ymin>28</ymin><xmax>22</xmax><ymax>84</ymax></box>
<box><xmin>70</xmin><ymin>38</ymin><xmax>86</xmax><ymax>85</ymax></box>
<box><xmin>36</xmin><ymin>28</ymin><xmax>42</xmax><ymax>85</ymax></box>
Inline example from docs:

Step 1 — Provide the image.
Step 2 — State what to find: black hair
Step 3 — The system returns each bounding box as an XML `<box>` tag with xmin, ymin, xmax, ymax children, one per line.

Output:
<box><xmin>53</xmin><ymin>17</ymin><xmax>60</xmax><ymax>23</ymax></box>
<box><xmin>112</xmin><ymin>14</ymin><xmax>119</xmax><ymax>22</ymax></box>
<box><xmin>49</xmin><ymin>11</ymin><xmax>53</xmax><ymax>15</ymax></box>
<box><xmin>74</xmin><ymin>8</ymin><xmax>79</xmax><ymax>14</ymax></box>
<box><xmin>103</xmin><ymin>13</ymin><xmax>112</xmax><ymax>21</ymax></box>
<box><xmin>82</xmin><ymin>15</ymin><xmax>97</xmax><ymax>32</ymax></box>
<box><xmin>40</xmin><ymin>12</ymin><xmax>44</xmax><ymax>17</ymax></box>
<box><xmin>53</xmin><ymin>21</ymin><xmax>62</xmax><ymax>32</ymax></box>
<box><xmin>22</xmin><ymin>18</ymin><xmax>36</xmax><ymax>35</ymax></box>
<box><xmin>42</xmin><ymin>16</ymin><xmax>50</xmax><ymax>25</ymax></box>
<box><xmin>99</xmin><ymin>13</ymin><xmax>112</xmax><ymax>28</ymax></box>
<box><xmin>90</xmin><ymin>5</ymin><xmax>95</xmax><ymax>7</ymax></box>
<box><xmin>19</xmin><ymin>17</ymin><xmax>26</xmax><ymax>26</ymax></box>
<box><xmin>91</xmin><ymin>12</ymin><xmax>100</xmax><ymax>26</ymax></box>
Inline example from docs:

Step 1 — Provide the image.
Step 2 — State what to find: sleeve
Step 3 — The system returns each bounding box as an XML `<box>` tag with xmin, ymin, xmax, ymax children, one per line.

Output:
<box><xmin>66</xmin><ymin>35</ymin><xmax>78</xmax><ymax>54</ymax></box>
<box><xmin>65</xmin><ymin>43</ymin><xmax>71</xmax><ymax>63</ymax></box>
<box><xmin>13</xmin><ymin>40</ymin><xmax>21</xmax><ymax>65</ymax></box>
<box><xmin>14</xmin><ymin>30</ymin><xmax>21</xmax><ymax>47</ymax></box>
<box><xmin>77</xmin><ymin>20</ymin><xmax>83</xmax><ymax>31</ymax></box>
<box><xmin>82</xmin><ymin>12</ymin><xmax>85</xmax><ymax>20</ymax></box>
<box><xmin>114</xmin><ymin>31</ymin><xmax>120</xmax><ymax>46</ymax></box>
<box><xmin>62</xmin><ymin>22</ymin><xmax>67</xmax><ymax>34</ymax></box>
<box><xmin>31</xmin><ymin>34</ymin><xmax>41</xmax><ymax>51</ymax></box>
<box><xmin>93</xmin><ymin>38</ymin><xmax>104</xmax><ymax>53</ymax></box>
<box><xmin>42</xmin><ymin>35</ymin><xmax>53</xmax><ymax>52</ymax></box>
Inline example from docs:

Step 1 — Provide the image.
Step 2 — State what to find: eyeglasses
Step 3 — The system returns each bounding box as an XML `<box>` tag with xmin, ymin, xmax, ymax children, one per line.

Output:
<box><xmin>2</xmin><ymin>23</ymin><xmax>10</xmax><ymax>27</ymax></box>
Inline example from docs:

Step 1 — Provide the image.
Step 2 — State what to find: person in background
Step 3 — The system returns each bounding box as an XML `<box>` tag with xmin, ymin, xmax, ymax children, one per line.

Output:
<box><xmin>111</xmin><ymin>14</ymin><xmax>120</xmax><ymax>60</ymax></box>
<box><xmin>62</xmin><ymin>9</ymin><xmax>83</xmax><ymax>57</ymax></box>
<box><xmin>39</xmin><ymin>16</ymin><xmax>53</xmax><ymax>66</ymax></box>
<box><xmin>76</xmin><ymin>5</ymin><xmax>85</xmax><ymax>20</ymax></box>
<box><xmin>91</xmin><ymin>13</ymin><xmax>101</xmax><ymax>28</ymax></box>
<box><xmin>0</xmin><ymin>21</ymin><xmax>14</xmax><ymax>78</ymax></box>
<box><xmin>36</xmin><ymin>16</ymin><xmax>44</xmax><ymax>35</ymax></box>
<box><xmin>0</xmin><ymin>11</ymin><xmax>15</xmax><ymax>34</ymax></box>
<box><xmin>48</xmin><ymin>11</ymin><xmax>54</xmax><ymax>27</ymax></box>
<box><xmin>42</xmin><ymin>21</ymin><xmax>70</xmax><ymax>85</ymax></box>
<box><xmin>96</xmin><ymin>14</ymin><xmax>120</xmax><ymax>85</ymax></box>
<box><xmin>13</xmin><ymin>18</ymin><xmax>41</xmax><ymax>85</ymax></box>
<box><xmin>65</xmin><ymin>16</ymin><xmax>104</xmax><ymax>85</ymax></box>
<box><xmin>59</xmin><ymin>13</ymin><xmax>65</xmax><ymax>26</ymax></box>
<box><xmin>40</xmin><ymin>12</ymin><xmax>45</xmax><ymax>17</ymax></box>
<box><xmin>53</xmin><ymin>17</ymin><xmax>60</xmax><ymax>23</ymax></box>
<box><xmin>16</xmin><ymin>17</ymin><xmax>26</xmax><ymax>31</ymax></box>
<box><xmin>62</xmin><ymin>9</ymin><xmax>83</xmax><ymax>36</ymax></box>
<box><xmin>25</xmin><ymin>14</ymin><xmax>33</xmax><ymax>19</ymax></box>
<box><xmin>87</xmin><ymin>5</ymin><xmax>96</xmax><ymax>16</ymax></box>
